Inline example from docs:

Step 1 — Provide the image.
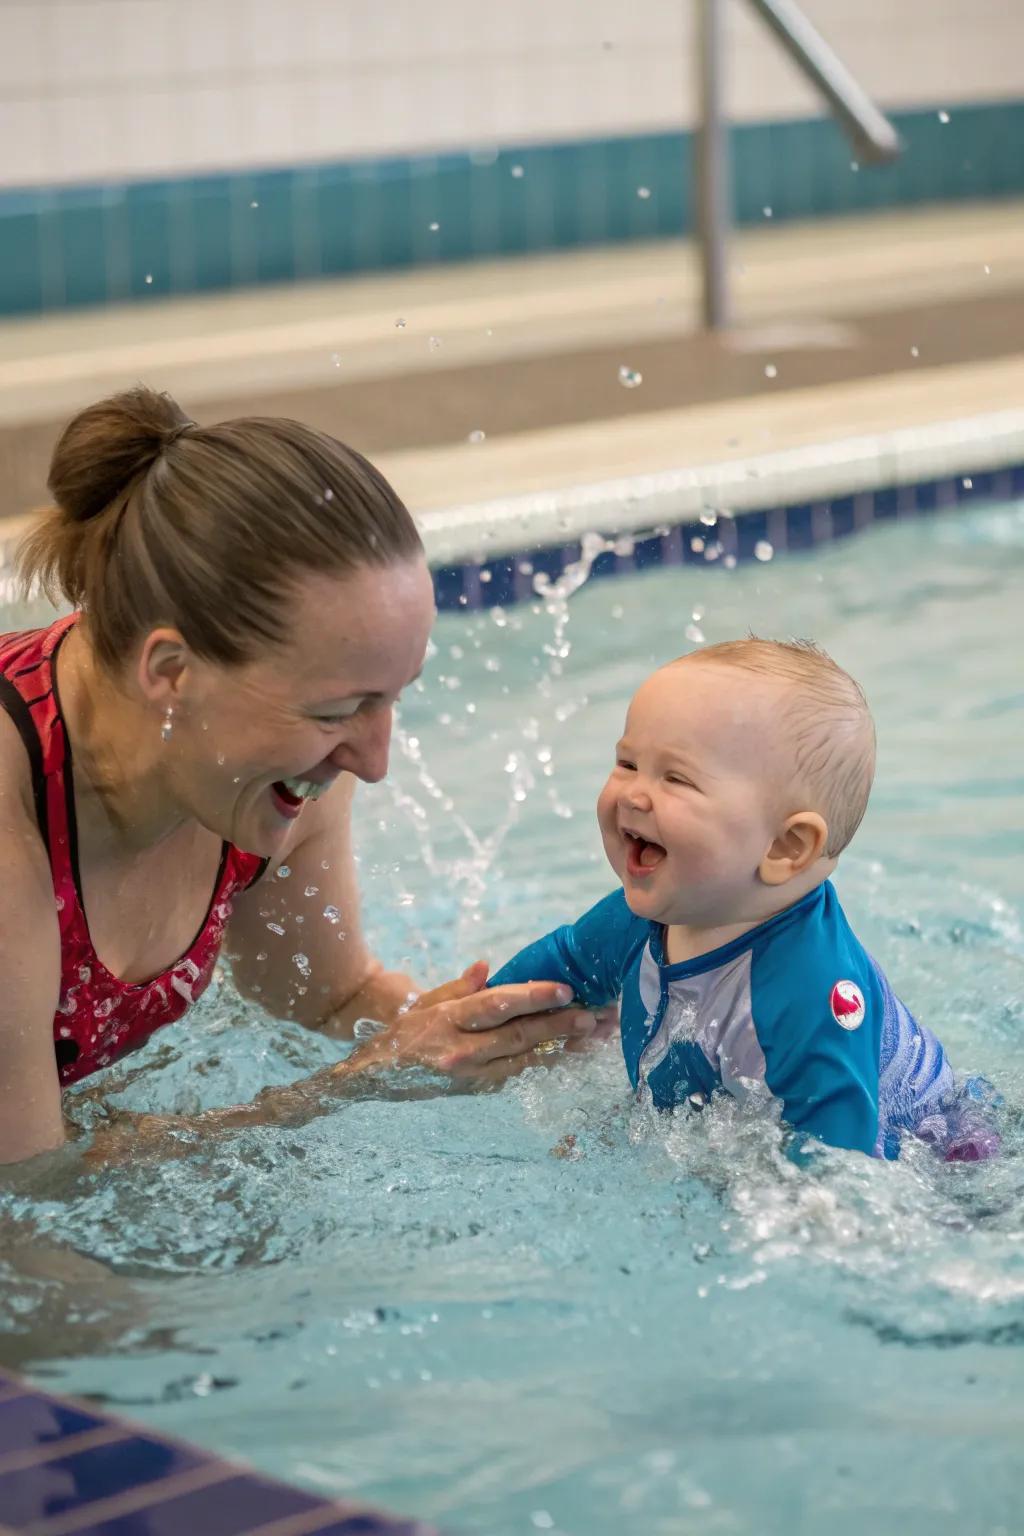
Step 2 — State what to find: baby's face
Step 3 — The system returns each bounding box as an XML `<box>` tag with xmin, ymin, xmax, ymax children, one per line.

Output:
<box><xmin>596</xmin><ymin>661</ymin><xmax>794</xmax><ymax>930</ymax></box>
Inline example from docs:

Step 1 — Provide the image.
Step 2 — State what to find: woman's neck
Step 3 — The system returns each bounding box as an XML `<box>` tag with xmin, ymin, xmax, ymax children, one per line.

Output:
<box><xmin>58</xmin><ymin>624</ymin><xmax>189</xmax><ymax>853</ymax></box>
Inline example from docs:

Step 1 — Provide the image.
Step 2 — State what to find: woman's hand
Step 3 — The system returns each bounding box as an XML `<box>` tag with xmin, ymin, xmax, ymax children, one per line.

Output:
<box><xmin>340</xmin><ymin>962</ymin><xmax>615</xmax><ymax>1090</ymax></box>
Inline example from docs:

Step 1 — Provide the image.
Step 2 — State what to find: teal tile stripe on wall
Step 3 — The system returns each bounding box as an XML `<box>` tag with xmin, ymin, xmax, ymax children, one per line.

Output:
<box><xmin>1</xmin><ymin>100</ymin><xmax>1022</xmax><ymax>316</ymax></box>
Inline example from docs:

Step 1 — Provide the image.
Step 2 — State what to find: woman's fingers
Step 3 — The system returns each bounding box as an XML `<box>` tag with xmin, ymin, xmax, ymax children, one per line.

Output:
<box><xmin>466</xmin><ymin>1005</ymin><xmax>599</xmax><ymax>1064</ymax></box>
<box><xmin>449</xmin><ymin>980</ymin><xmax>574</xmax><ymax>1033</ymax></box>
<box><xmin>412</xmin><ymin>961</ymin><xmax>490</xmax><ymax>1011</ymax></box>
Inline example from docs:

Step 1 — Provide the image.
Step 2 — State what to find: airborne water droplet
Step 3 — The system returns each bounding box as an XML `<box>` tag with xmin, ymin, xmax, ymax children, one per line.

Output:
<box><xmin>467</xmin><ymin>428</ymin><xmax>486</xmax><ymax>444</ymax></box>
<box><xmin>938</xmin><ymin>110</ymin><xmax>950</xmax><ymax>124</ymax></box>
<box><xmin>510</xmin><ymin>164</ymin><xmax>525</xmax><ymax>178</ymax></box>
<box><xmin>618</xmin><ymin>365</ymin><xmax>642</xmax><ymax>389</ymax></box>
<box><xmin>754</xmin><ymin>540</ymin><xmax>774</xmax><ymax>562</ymax></box>
<box><xmin>637</xmin><ymin>186</ymin><xmax>651</xmax><ymax>200</ymax></box>
<box><xmin>764</xmin><ymin>363</ymin><xmax>778</xmax><ymax>379</ymax></box>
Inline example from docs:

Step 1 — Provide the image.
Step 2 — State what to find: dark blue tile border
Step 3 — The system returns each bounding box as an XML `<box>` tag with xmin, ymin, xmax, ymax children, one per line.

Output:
<box><xmin>0</xmin><ymin>1368</ymin><xmax>437</xmax><ymax>1535</ymax></box>
<box><xmin>429</xmin><ymin>465</ymin><xmax>1020</xmax><ymax>611</ymax></box>
<box><xmin>2</xmin><ymin>98</ymin><xmax>1023</xmax><ymax>315</ymax></box>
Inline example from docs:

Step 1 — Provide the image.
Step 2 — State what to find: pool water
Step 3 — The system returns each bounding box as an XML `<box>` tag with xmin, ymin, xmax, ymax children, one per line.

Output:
<box><xmin>2</xmin><ymin>501</ymin><xmax>1023</xmax><ymax>1536</ymax></box>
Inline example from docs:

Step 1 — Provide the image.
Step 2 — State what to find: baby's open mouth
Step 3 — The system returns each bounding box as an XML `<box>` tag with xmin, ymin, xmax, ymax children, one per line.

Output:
<box><xmin>623</xmin><ymin>830</ymin><xmax>667</xmax><ymax>876</ymax></box>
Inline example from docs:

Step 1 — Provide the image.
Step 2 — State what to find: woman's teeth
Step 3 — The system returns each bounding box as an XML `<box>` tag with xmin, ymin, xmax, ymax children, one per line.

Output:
<box><xmin>280</xmin><ymin>776</ymin><xmax>329</xmax><ymax>802</ymax></box>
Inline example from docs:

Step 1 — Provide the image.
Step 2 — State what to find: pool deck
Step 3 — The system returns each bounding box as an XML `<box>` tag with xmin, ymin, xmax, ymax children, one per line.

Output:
<box><xmin>1</xmin><ymin>199</ymin><xmax>1023</xmax><ymax>561</ymax></box>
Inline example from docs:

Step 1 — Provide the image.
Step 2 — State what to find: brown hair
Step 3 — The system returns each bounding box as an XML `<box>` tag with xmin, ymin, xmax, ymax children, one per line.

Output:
<box><xmin>19</xmin><ymin>386</ymin><xmax>423</xmax><ymax>671</ymax></box>
<box><xmin>681</xmin><ymin>637</ymin><xmax>876</xmax><ymax>857</ymax></box>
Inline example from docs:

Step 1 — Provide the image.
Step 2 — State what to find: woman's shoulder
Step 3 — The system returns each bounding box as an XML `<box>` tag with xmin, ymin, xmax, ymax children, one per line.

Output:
<box><xmin>0</xmin><ymin>703</ymin><xmax>41</xmax><ymax>832</ymax></box>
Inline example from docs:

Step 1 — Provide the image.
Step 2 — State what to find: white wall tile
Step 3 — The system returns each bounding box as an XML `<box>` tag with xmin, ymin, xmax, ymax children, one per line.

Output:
<box><xmin>47</xmin><ymin>2</ymin><xmax>119</xmax><ymax>88</ymax></box>
<box><xmin>0</xmin><ymin>3</ymin><xmax>48</xmax><ymax>92</ymax></box>
<box><xmin>50</xmin><ymin>91</ymin><xmax>116</xmax><ymax>181</ymax></box>
<box><xmin>0</xmin><ymin>97</ymin><xmax>51</xmax><ymax>184</ymax></box>
<box><xmin>5</xmin><ymin>0</ymin><xmax>1023</xmax><ymax>186</ymax></box>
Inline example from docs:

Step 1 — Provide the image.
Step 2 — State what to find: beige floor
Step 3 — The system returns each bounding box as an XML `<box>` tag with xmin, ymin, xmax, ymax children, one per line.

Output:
<box><xmin>1</xmin><ymin>199</ymin><xmax>1023</xmax><ymax>551</ymax></box>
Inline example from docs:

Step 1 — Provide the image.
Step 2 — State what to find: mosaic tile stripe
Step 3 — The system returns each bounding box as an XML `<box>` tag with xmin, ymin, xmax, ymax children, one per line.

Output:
<box><xmin>430</xmin><ymin>463</ymin><xmax>1022</xmax><ymax>610</ymax></box>
<box><xmin>0</xmin><ymin>1368</ymin><xmax>436</xmax><ymax>1536</ymax></box>
<box><xmin>1</xmin><ymin>100</ymin><xmax>1022</xmax><ymax>315</ymax></box>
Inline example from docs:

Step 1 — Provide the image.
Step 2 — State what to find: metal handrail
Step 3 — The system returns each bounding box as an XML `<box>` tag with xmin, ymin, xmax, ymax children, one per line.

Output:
<box><xmin>696</xmin><ymin>0</ymin><xmax>904</xmax><ymax>328</ymax></box>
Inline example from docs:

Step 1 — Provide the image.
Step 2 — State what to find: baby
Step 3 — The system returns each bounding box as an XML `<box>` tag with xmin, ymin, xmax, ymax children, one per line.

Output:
<box><xmin>490</xmin><ymin>639</ymin><xmax>997</xmax><ymax>1160</ymax></box>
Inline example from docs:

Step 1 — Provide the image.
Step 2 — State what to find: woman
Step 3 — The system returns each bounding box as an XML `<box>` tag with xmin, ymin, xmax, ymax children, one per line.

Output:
<box><xmin>0</xmin><ymin>387</ymin><xmax>600</xmax><ymax>1166</ymax></box>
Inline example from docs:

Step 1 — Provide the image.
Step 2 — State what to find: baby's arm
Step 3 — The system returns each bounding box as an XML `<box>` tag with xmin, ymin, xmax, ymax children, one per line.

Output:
<box><xmin>489</xmin><ymin>888</ymin><xmax>642</xmax><ymax>1008</ymax></box>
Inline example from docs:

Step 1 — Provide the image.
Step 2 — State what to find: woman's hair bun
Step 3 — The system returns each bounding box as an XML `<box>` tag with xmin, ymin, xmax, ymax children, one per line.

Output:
<box><xmin>48</xmin><ymin>386</ymin><xmax>193</xmax><ymax>524</ymax></box>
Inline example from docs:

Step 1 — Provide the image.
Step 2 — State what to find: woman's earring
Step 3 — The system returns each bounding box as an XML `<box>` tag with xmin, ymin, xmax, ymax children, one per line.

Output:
<box><xmin>161</xmin><ymin>705</ymin><xmax>175</xmax><ymax>743</ymax></box>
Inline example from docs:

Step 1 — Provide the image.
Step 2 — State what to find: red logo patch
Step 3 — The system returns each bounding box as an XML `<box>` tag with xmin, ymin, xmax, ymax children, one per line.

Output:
<box><xmin>830</xmin><ymin>980</ymin><xmax>865</xmax><ymax>1030</ymax></box>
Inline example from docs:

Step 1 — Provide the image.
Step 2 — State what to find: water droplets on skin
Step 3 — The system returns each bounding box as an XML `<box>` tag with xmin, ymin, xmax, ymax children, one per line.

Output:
<box><xmin>266</xmin><ymin>922</ymin><xmax>285</xmax><ymax>936</ymax></box>
<box><xmin>304</xmin><ymin>885</ymin><xmax>319</xmax><ymax>898</ymax></box>
<box><xmin>618</xmin><ymin>365</ymin><xmax>643</xmax><ymax>389</ymax></box>
<box><xmin>276</xmin><ymin>866</ymin><xmax>291</xmax><ymax>880</ymax></box>
<box><xmin>292</xmin><ymin>953</ymin><xmax>311</xmax><ymax>980</ymax></box>
<box><xmin>323</xmin><ymin>905</ymin><xmax>341</xmax><ymax>925</ymax></box>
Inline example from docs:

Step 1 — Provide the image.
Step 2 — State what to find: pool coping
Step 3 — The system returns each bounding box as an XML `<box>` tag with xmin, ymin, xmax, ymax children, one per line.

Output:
<box><xmin>0</xmin><ymin>1365</ymin><xmax>437</xmax><ymax>1535</ymax></box>
<box><xmin>414</xmin><ymin>404</ymin><xmax>1024</xmax><ymax>606</ymax></box>
<box><xmin>1</xmin><ymin>400</ymin><xmax>1021</xmax><ymax>612</ymax></box>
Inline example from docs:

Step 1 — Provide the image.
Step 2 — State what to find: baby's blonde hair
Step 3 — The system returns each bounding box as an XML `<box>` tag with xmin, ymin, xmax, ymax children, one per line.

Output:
<box><xmin>681</xmin><ymin>638</ymin><xmax>876</xmax><ymax>857</ymax></box>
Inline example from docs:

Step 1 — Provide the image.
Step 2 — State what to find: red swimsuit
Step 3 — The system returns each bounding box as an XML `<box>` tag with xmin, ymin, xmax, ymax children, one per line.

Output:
<box><xmin>0</xmin><ymin>615</ymin><xmax>267</xmax><ymax>1086</ymax></box>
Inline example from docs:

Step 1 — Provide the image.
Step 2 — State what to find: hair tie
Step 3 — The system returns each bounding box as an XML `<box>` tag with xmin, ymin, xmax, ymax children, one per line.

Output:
<box><xmin>164</xmin><ymin>420</ymin><xmax>196</xmax><ymax>449</ymax></box>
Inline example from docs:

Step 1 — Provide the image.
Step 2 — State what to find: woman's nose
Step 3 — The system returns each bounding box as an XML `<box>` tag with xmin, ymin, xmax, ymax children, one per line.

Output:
<box><xmin>329</xmin><ymin>706</ymin><xmax>393</xmax><ymax>784</ymax></box>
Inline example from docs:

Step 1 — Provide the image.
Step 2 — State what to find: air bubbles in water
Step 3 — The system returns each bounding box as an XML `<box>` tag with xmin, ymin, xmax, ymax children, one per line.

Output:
<box><xmin>754</xmin><ymin>540</ymin><xmax>774</xmax><ymax>562</ymax></box>
<box><xmin>467</xmin><ymin>428</ymin><xmax>486</xmax><ymax>444</ymax></box>
<box><xmin>618</xmin><ymin>365</ymin><xmax>643</xmax><ymax>389</ymax></box>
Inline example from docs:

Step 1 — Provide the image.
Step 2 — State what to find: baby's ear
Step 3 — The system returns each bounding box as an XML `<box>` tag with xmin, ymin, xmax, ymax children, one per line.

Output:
<box><xmin>759</xmin><ymin>811</ymin><xmax>829</xmax><ymax>886</ymax></box>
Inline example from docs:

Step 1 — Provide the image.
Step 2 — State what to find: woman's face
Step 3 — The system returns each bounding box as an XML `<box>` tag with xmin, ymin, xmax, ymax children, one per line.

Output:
<box><xmin>168</xmin><ymin>558</ymin><xmax>436</xmax><ymax>856</ymax></box>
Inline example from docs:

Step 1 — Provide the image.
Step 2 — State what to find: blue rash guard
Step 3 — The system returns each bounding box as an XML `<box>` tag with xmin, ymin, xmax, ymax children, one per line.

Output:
<box><xmin>490</xmin><ymin>881</ymin><xmax>991</xmax><ymax>1160</ymax></box>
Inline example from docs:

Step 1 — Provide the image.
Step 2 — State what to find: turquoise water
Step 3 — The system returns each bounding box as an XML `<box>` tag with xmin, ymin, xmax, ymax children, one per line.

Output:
<box><xmin>1</xmin><ymin>501</ymin><xmax>1023</xmax><ymax>1535</ymax></box>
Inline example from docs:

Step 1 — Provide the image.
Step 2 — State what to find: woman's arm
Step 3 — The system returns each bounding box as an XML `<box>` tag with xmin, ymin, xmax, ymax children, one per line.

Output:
<box><xmin>80</xmin><ymin>777</ymin><xmax>598</xmax><ymax>1165</ymax></box>
<box><xmin>0</xmin><ymin>729</ymin><xmax>68</xmax><ymax>1166</ymax></box>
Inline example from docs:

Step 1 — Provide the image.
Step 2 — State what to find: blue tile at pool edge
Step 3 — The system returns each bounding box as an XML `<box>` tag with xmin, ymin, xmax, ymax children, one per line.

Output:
<box><xmin>60</xmin><ymin>1471</ymin><xmax>326</xmax><ymax>1536</ymax></box>
<box><xmin>0</xmin><ymin>1394</ymin><xmax>104</xmax><ymax>1458</ymax></box>
<box><xmin>0</xmin><ymin>1433</ymin><xmax>205</xmax><ymax>1525</ymax></box>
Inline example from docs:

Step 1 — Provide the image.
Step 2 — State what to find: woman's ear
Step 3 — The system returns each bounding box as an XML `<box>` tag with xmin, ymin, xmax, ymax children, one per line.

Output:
<box><xmin>135</xmin><ymin>628</ymin><xmax>190</xmax><ymax>708</ymax></box>
<box><xmin>759</xmin><ymin>811</ymin><xmax>830</xmax><ymax>886</ymax></box>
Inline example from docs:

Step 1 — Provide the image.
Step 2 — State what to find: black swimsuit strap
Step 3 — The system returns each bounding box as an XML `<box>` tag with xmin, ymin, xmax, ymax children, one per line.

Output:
<box><xmin>0</xmin><ymin>674</ymin><xmax>50</xmax><ymax>856</ymax></box>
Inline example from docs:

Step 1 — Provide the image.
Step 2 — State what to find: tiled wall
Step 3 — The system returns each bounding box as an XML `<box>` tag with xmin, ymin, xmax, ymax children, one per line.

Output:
<box><xmin>1</xmin><ymin>0</ymin><xmax>1020</xmax><ymax>190</ymax></box>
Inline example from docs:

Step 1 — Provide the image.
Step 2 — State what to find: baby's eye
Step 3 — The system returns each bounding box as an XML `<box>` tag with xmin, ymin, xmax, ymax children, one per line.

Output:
<box><xmin>616</xmin><ymin>757</ymin><xmax>637</xmax><ymax>771</ymax></box>
<box><xmin>665</xmin><ymin>773</ymin><xmax>692</xmax><ymax>787</ymax></box>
